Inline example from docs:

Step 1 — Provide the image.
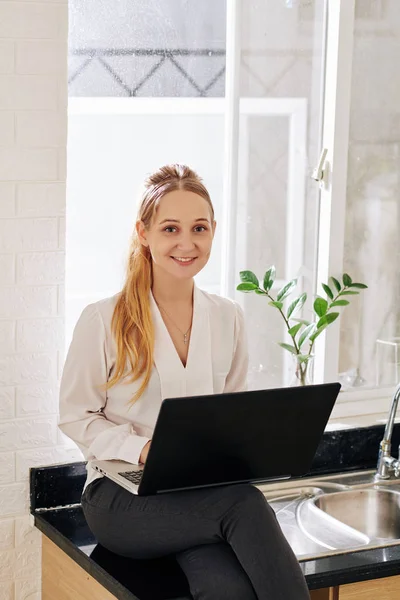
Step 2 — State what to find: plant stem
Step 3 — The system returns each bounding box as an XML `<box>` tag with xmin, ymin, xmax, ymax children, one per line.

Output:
<box><xmin>263</xmin><ymin>289</ymin><xmax>301</xmax><ymax>354</ymax></box>
<box><xmin>300</xmin><ymin>363</ymin><xmax>307</xmax><ymax>386</ymax></box>
<box><xmin>307</xmin><ymin>286</ymin><xmax>350</xmax><ymax>358</ymax></box>
<box><xmin>261</xmin><ymin>284</ymin><xmax>350</xmax><ymax>367</ymax></box>
<box><xmin>297</xmin><ymin>359</ymin><xmax>307</xmax><ymax>385</ymax></box>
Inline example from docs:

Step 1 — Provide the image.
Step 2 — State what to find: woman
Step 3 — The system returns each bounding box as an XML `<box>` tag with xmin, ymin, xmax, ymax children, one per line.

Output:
<box><xmin>59</xmin><ymin>164</ymin><xmax>310</xmax><ymax>600</ymax></box>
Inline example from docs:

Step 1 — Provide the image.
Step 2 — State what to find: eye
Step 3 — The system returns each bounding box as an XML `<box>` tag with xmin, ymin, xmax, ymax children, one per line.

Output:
<box><xmin>163</xmin><ymin>226</ymin><xmax>177</xmax><ymax>233</ymax></box>
<box><xmin>194</xmin><ymin>225</ymin><xmax>207</xmax><ymax>232</ymax></box>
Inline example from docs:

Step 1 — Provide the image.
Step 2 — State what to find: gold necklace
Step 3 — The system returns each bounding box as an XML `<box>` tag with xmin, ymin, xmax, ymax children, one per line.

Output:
<box><xmin>156</xmin><ymin>302</ymin><xmax>192</xmax><ymax>344</ymax></box>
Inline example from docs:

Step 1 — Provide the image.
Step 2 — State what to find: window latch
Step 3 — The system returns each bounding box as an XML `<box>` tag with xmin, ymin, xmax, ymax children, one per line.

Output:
<box><xmin>311</xmin><ymin>148</ymin><xmax>329</xmax><ymax>188</ymax></box>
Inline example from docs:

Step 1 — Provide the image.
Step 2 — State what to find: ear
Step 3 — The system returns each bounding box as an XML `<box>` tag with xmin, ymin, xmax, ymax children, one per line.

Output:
<box><xmin>212</xmin><ymin>220</ymin><xmax>217</xmax><ymax>238</ymax></box>
<box><xmin>136</xmin><ymin>220</ymin><xmax>149</xmax><ymax>246</ymax></box>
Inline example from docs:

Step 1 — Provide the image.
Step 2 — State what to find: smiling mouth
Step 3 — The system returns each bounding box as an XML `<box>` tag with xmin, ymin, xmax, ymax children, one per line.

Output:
<box><xmin>171</xmin><ymin>256</ymin><xmax>197</xmax><ymax>264</ymax></box>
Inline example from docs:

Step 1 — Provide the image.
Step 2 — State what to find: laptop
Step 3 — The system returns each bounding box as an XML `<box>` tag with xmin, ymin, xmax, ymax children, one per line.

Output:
<box><xmin>91</xmin><ymin>382</ymin><xmax>341</xmax><ymax>496</ymax></box>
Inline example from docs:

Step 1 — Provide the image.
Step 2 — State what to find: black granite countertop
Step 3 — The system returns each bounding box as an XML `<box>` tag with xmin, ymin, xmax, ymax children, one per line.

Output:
<box><xmin>30</xmin><ymin>423</ymin><xmax>400</xmax><ymax>599</ymax></box>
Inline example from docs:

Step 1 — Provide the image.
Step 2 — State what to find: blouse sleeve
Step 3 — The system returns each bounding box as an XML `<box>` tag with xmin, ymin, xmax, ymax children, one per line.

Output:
<box><xmin>223</xmin><ymin>302</ymin><xmax>249</xmax><ymax>393</ymax></box>
<box><xmin>58</xmin><ymin>303</ymin><xmax>150</xmax><ymax>464</ymax></box>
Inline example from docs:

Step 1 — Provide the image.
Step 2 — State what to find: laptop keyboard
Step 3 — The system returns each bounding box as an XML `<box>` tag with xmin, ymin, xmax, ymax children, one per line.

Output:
<box><xmin>118</xmin><ymin>470</ymin><xmax>143</xmax><ymax>485</ymax></box>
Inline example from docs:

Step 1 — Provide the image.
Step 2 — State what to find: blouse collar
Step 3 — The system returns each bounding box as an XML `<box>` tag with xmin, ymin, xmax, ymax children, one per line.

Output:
<box><xmin>150</xmin><ymin>283</ymin><xmax>214</xmax><ymax>400</ymax></box>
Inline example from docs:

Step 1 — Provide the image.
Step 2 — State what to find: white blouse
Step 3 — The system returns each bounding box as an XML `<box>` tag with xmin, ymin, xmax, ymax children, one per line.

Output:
<box><xmin>58</xmin><ymin>284</ymin><xmax>249</xmax><ymax>493</ymax></box>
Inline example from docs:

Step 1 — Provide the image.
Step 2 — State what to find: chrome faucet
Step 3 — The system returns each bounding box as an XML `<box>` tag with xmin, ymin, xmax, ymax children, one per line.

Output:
<box><xmin>376</xmin><ymin>382</ymin><xmax>400</xmax><ymax>480</ymax></box>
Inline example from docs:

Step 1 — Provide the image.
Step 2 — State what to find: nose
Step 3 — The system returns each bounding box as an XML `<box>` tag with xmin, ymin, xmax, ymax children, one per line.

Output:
<box><xmin>176</xmin><ymin>231</ymin><xmax>196</xmax><ymax>252</ymax></box>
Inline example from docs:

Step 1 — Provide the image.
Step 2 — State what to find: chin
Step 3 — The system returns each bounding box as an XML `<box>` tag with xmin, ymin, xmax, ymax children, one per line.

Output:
<box><xmin>171</xmin><ymin>267</ymin><xmax>201</xmax><ymax>280</ymax></box>
<box><xmin>170</xmin><ymin>262</ymin><xmax>205</xmax><ymax>280</ymax></box>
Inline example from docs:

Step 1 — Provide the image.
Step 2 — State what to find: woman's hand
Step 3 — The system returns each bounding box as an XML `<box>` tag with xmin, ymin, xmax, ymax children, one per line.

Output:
<box><xmin>139</xmin><ymin>440</ymin><xmax>151</xmax><ymax>464</ymax></box>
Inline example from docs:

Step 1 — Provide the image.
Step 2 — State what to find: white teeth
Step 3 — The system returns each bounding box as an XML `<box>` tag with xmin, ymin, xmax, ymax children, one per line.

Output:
<box><xmin>173</xmin><ymin>257</ymin><xmax>194</xmax><ymax>262</ymax></box>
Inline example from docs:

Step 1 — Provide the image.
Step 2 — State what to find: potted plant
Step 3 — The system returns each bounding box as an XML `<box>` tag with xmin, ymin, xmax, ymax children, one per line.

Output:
<box><xmin>237</xmin><ymin>267</ymin><xmax>368</xmax><ymax>386</ymax></box>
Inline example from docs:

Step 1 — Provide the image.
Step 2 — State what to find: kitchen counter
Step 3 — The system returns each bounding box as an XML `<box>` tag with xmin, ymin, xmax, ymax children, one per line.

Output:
<box><xmin>31</xmin><ymin>423</ymin><xmax>400</xmax><ymax>599</ymax></box>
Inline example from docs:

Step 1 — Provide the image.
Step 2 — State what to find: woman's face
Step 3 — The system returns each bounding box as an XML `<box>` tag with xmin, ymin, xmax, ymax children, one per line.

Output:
<box><xmin>137</xmin><ymin>189</ymin><xmax>216</xmax><ymax>281</ymax></box>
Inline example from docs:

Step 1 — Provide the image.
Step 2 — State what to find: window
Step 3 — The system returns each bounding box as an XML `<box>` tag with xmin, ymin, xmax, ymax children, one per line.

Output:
<box><xmin>66</xmin><ymin>1</ymin><xmax>227</xmax><ymax>342</ymax></box>
<box><xmin>310</xmin><ymin>0</ymin><xmax>399</xmax><ymax>415</ymax></box>
<box><xmin>66</xmin><ymin>0</ymin><xmax>399</xmax><ymax>415</ymax></box>
<box><xmin>68</xmin><ymin>0</ymin><xmax>226</xmax><ymax>97</ymax></box>
<box><xmin>231</xmin><ymin>0</ymin><xmax>326</xmax><ymax>389</ymax></box>
<box><xmin>340</xmin><ymin>0</ymin><xmax>400</xmax><ymax>394</ymax></box>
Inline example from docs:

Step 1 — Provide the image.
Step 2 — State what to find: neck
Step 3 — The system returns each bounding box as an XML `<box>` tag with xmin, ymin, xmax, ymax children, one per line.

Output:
<box><xmin>151</xmin><ymin>268</ymin><xmax>194</xmax><ymax>305</ymax></box>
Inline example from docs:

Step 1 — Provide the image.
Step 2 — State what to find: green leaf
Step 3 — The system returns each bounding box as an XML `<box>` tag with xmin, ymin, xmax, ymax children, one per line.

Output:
<box><xmin>343</xmin><ymin>273</ymin><xmax>352</xmax><ymax>286</ymax></box>
<box><xmin>293</xmin><ymin>318</ymin><xmax>311</xmax><ymax>326</ymax></box>
<box><xmin>276</xmin><ymin>279</ymin><xmax>297</xmax><ymax>302</ymax></box>
<box><xmin>330</xmin><ymin>299</ymin><xmax>350</xmax><ymax>307</ymax></box>
<box><xmin>340</xmin><ymin>290</ymin><xmax>359</xmax><ymax>296</ymax></box>
<box><xmin>237</xmin><ymin>282</ymin><xmax>258</xmax><ymax>292</ymax></box>
<box><xmin>316</xmin><ymin>312</ymin><xmax>339</xmax><ymax>329</ymax></box>
<box><xmin>269</xmin><ymin>301</ymin><xmax>283</xmax><ymax>310</ymax></box>
<box><xmin>322</xmin><ymin>283</ymin><xmax>334</xmax><ymax>300</ymax></box>
<box><xmin>309</xmin><ymin>314</ymin><xmax>340</xmax><ymax>342</ymax></box>
<box><xmin>314</xmin><ymin>297</ymin><xmax>328</xmax><ymax>317</ymax></box>
<box><xmin>278</xmin><ymin>342</ymin><xmax>297</xmax><ymax>355</ymax></box>
<box><xmin>350</xmin><ymin>283</ymin><xmax>368</xmax><ymax>289</ymax></box>
<box><xmin>298</xmin><ymin>323</ymin><xmax>317</xmax><ymax>349</ymax></box>
<box><xmin>331</xmin><ymin>277</ymin><xmax>341</xmax><ymax>293</ymax></box>
<box><xmin>309</xmin><ymin>324</ymin><xmax>329</xmax><ymax>342</ymax></box>
<box><xmin>263</xmin><ymin>266</ymin><xmax>276</xmax><ymax>292</ymax></box>
<box><xmin>297</xmin><ymin>354</ymin><xmax>312</xmax><ymax>364</ymax></box>
<box><xmin>288</xmin><ymin>323</ymin><xmax>302</xmax><ymax>338</ymax></box>
<box><xmin>254</xmin><ymin>289</ymin><xmax>267</xmax><ymax>295</ymax></box>
<box><xmin>239</xmin><ymin>270</ymin><xmax>259</xmax><ymax>286</ymax></box>
<box><xmin>287</xmin><ymin>293</ymin><xmax>307</xmax><ymax>319</ymax></box>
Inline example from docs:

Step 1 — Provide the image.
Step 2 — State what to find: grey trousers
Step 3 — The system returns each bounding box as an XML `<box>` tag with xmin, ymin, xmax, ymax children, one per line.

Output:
<box><xmin>81</xmin><ymin>477</ymin><xmax>310</xmax><ymax>600</ymax></box>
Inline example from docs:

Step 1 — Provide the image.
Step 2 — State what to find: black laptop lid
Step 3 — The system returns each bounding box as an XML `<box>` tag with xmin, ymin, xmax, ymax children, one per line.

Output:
<box><xmin>139</xmin><ymin>382</ymin><xmax>341</xmax><ymax>495</ymax></box>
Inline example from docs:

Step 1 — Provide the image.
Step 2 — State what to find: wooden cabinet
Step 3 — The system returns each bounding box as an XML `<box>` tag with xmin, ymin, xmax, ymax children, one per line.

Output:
<box><xmin>310</xmin><ymin>588</ymin><xmax>339</xmax><ymax>599</ymax></box>
<box><xmin>339</xmin><ymin>575</ymin><xmax>400</xmax><ymax>599</ymax></box>
<box><xmin>309</xmin><ymin>576</ymin><xmax>400</xmax><ymax>600</ymax></box>
<box><xmin>42</xmin><ymin>534</ymin><xmax>400</xmax><ymax>600</ymax></box>
<box><xmin>42</xmin><ymin>536</ymin><xmax>116</xmax><ymax>600</ymax></box>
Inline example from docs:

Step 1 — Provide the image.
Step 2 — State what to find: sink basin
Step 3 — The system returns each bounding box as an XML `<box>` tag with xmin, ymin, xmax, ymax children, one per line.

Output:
<box><xmin>256</xmin><ymin>470</ymin><xmax>400</xmax><ymax>560</ymax></box>
<box><xmin>263</xmin><ymin>484</ymin><xmax>352</xmax><ymax>557</ymax></box>
<box><xmin>297</xmin><ymin>487</ymin><xmax>400</xmax><ymax>551</ymax></box>
<box><xmin>313</xmin><ymin>488</ymin><xmax>400</xmax><ymax>540</ymax></box>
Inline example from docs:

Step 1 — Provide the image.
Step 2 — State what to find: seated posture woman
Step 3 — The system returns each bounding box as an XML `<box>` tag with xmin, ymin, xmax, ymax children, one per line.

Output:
<box><xmin>59</xmin><ymin>164</ymin><xmax>310</xmax><ymax>600</ymax></box>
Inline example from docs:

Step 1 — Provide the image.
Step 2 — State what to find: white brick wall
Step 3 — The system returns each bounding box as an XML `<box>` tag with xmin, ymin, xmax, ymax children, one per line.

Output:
<box><xmin>0</xmin><ymin>2</ymin><xmax>70</xmax><ymax>598</ymax></box>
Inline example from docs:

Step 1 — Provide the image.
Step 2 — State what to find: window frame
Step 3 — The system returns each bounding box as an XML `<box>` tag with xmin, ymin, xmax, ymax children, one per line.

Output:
<box><xmin>67</xmin><ymin>0</ymin><xmax>394</xmax><ymax>417</ymax></box>
<box><xmin>313</xmin><ymin>0</ymin><xmax>392</xmax><ymax>411</ymax></box>
<box><xmin>220</xmin><ymin>0</ymin><xmax>391</xmax><ymax>412</ymax></box>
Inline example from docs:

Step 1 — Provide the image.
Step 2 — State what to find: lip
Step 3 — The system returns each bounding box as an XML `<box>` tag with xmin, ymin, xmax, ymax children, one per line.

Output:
<box><xmin>171</xmin><ymin>257</ymin><xmax>197</xmax><ymax>266</ymax></box>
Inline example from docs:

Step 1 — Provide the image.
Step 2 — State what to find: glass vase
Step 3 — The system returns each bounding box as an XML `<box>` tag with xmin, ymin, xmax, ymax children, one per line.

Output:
<box><xmin>290</xmin><ymin>354</ymin><xmax>314</xmax><ymax>387</ymax></box>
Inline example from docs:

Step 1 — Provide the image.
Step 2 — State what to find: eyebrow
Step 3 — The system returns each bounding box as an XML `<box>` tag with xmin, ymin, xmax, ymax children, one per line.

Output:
<box><xmin>158</xmin><ymin>218</ymin><xmax>211</xmax><ymax>224</ymax></box>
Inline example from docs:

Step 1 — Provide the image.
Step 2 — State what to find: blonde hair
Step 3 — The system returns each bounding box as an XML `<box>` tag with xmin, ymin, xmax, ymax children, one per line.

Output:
<box><xmin>106</xmin><ymin>164</ymin><xmax>214</xmax><ymax>406</ymax></box>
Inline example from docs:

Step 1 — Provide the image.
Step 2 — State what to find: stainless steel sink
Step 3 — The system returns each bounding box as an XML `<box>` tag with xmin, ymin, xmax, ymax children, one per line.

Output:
<box><xmin>311</xmin><ymin>488</ymin><xmax>400</xmax><ymax>540</ymax></box>
<box><xmin>255</xmin><ymin>469</ymin><xmax>400</xmax><ymax>561</ymax></box>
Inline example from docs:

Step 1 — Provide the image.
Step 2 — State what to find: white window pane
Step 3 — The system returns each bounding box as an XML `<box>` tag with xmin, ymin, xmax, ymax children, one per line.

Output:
<box><xmin>234</xmin><ymin>0</ymin><xmax>327</xmax><ymax>389</ymax></box>
<box><xmin>66</xmin><ymin>109</ymin><xmax>224</xmax><ymax>346</ymax></box>
<box><xmin>340</xmin><ymin>0</ymin><xmax>400</xmax><ymax>390</ymax></box>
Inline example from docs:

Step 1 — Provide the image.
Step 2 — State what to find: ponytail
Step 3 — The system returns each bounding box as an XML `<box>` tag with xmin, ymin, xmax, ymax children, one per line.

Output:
<box><xmin>105</xmin><ymin>164</ymin><xmax>214</xmax><ymax>406</ymax></box>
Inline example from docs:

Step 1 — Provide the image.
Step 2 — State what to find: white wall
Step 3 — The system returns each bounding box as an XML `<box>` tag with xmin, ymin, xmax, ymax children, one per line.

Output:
<box><xmin>0</xmin><ymin>2</ymin><xmax>78</xmax><ymax>598</ymax></box>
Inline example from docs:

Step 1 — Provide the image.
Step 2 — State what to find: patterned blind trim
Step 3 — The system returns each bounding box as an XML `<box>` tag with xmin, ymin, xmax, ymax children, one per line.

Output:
<box><xmin>69</xmin><ymin>48</ymin><xmax>226</xmax><ymax>97</ymax></box>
